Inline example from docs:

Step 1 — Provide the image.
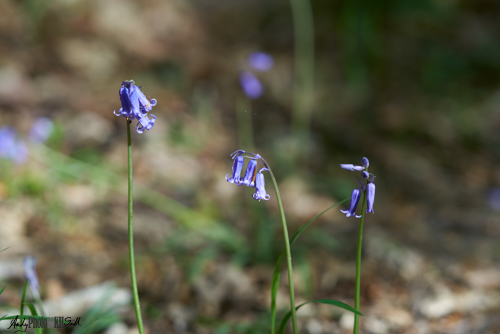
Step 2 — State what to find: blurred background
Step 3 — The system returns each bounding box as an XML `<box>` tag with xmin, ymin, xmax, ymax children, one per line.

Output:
<box><xmin>1</xmin><ymin>0</ymin><xmax>500</xmax><ymax>333</ymax></box>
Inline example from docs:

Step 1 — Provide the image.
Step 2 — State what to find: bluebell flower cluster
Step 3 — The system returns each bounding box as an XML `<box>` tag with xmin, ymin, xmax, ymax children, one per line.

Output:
<box><xmin>114</xmin><ymin>80</ymin><xmax>157</xmax><ymax>133</ymax></box>
<box><xmin>340</xmin><ymin>157</ymin><xmax>376</xmax><ymax>218</ymax></box>
<box><xmin>226</xmin><ymin>150</ymin><xmax>270</xmax><ymax>201</ymax></box>
<box><xmin>239</xmin><ymin>52</ymin><xmax>274</xmax><ymax>99</ymax></box>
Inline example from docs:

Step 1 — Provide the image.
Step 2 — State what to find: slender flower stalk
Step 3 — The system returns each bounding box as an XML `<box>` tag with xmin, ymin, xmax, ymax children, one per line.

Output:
<box><xmin>339</xmin><ymin>157</ymin><xmax>376</xmax><ymax>334</ymax></box>
<box><xmin>224</xmin><ymin>151</ymin><xmax>298</xmax><ymax>334</ymax></box>
<box><xmin>114</xmin><ymin>81</ymin><xmax>156</xmax><ymax>334</ymax></box>
<box><xmin>353</xmin><ymin>192</ymin><xmax>367</xmax><ymax>334</ymax></box>
<box><xmin>127</xmin><ymin>120</ymin><xmax>145</xmax><ymax>334</ymax></box>
<box><xmin>266</xmin><ymin>167</ymin><xmax>298</xmax><ymax>334</ymax></box>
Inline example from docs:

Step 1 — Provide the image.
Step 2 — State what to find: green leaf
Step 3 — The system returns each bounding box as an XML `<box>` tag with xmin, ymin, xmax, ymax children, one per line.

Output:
<box><xmin>0</xmin><ymin>247</ymin><xmax>10</xmax><ymax>253</ymax></box>
<box><xmin>277</xmin><ymin>299</ymin><xmax>363</xmax><ymax>334</ymax></box>
<box><xmin>23</xmin><ymin>303</ymin><xmax>42</xmax><ymax>334</ymax></box>
<box><xmin>0</xmin><ymin>285</ymin><xmax>6</xmax><ymax>296</ymax></box>
<box><xmin>20</xmin><ymin>280</ymin><xmax>29</xmax><ymax>317</ymax></box>
<box><xmin>270</xmin><ymin>199</ymin><xmax>349</xmax><ymax>334</ymax></box>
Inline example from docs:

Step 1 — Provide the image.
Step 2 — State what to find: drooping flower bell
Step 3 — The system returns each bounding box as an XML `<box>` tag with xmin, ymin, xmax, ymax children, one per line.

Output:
<box><xmin>241</xmin><ymin>154</ymin><xmax>261</xmax><ymax>187</ymax></box>
<box><xmin>226</xmin><ymin>150</ymin><xmax>245</xmax><ymax>185</ymax></box>
<box><xmin>113</xmin><ymin>80</ymin><xmax>157</xmax><ymax>133</ymax></box>
<box><xmin>341</xmin><ymin>188</ymin><xmax>362</xmax><ymax>218</ymax></box>
<box><xmin>366</xmin><ymin>182</ymin><xmax>375</xmax><ymax>214</ymax></box>
<box><xmin>252</xmin><ymin>167</ymin><xmax>270</xmax><ymax>201</ymax></box>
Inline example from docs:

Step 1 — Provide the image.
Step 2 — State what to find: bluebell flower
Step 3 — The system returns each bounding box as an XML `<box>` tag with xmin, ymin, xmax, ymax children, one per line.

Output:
<box><xmin>241</xmin><ymin>154</ymin><xmax>261</xmax><ymax>187</ymax></box>
<box><xmin>29</xmin><ymin>117</ymin><xmax>54</xmax><ymax>143</ymax></box>
<box><xmin>239</xmin><ymin>71</ymin><xmax>263</xmax><ymax>99</ymax></box>
<box><xmin>366</xmin><ymin>182</ymin><xmax>375</xmax><ymax>214</ymax></box>
<box><xmin>248</xmin><ymin>52</ymin><xmax>274</xmax><ymax>72</ymax></box>
<box><xmin>252</xmin><ymin>167</ymin><xmax>270</xmax><ymax>201</ymax></box>
<box><xmin>226</xmin><ymin>150</ymin><xmax>245</xmax><ymax>184</ymax></box>
<box><xmin>226</xmin><ymin>151</ymin><xmax>271</xmax><ymax>201</ymax></box>
<box><xmin>340</xmin><ymin>164</ymin><xmax>365</xmax><ymax>172</ymax></box>
<box><xmin>23</xmin><ymin>256</ymin><xmax>40</xmax><ymax>297</ymax></box>
<box><xmin>114</xmin><ymin>80</ymin><xmax>157</xmax><ymax>133</ymax></box>
<box><xmin>340</xmin><ymin>157</ymin><xmax>376</xmax><ymax>217</ymax></box>
<box><xmin>341</xmin><ymin>188</ymin><xmax>362</xmax><ymax>218</ymax></box>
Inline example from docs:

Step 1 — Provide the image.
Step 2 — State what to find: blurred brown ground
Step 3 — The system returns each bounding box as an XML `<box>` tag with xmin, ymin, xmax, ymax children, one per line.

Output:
<box><xmin>1</xmin><ymin>0</ymin><xmax>500</xmax><ymax>333</ymax></box>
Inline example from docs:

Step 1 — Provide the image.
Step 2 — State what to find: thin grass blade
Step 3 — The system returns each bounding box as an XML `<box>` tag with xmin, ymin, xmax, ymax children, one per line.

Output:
<box><xmin>277</xmin><ymin>299</ymin><xmax>363</xmax><ymax>334</ymax></box>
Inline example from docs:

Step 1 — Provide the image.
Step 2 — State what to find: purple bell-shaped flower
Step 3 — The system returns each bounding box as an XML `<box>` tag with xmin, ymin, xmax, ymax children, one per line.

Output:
<box><xmin>341</xmin><ymin>188</ymin><xmax>362</xmax><ymax>218</ymax></box>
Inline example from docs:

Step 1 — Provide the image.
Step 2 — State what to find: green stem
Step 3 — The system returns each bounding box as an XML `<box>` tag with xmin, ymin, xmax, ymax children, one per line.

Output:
<box><xmin>127</xmin><ymin>120</ymin><xmax>145</xmax><ymax>334</ymax></box>
<box><xmin>353</xmin><ymin>190</ymin><xmax>367</xmax><ymax>334</ymax></box>
<box><xmin>267</xmin><ymin>167</ymin><xmax>298</xmax><ymax>334</ymax></box>
<box><xmin>289</xmin><ymin>0</ymin><xmax>315</xmax><ymax>153</ymax></box>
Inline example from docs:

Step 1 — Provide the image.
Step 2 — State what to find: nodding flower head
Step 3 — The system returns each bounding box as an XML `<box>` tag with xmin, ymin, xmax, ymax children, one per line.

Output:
<box><xmin>366</xmin><ymin>182</ymin><xmax>375</xmax><ymax>214</ymax></box>
<box><xmin>341</xmin><ymin>188</ymin><xmax>362</xmax><ymax>218</ymax></box>
<box><xmin>114</xmin><ymin>80</ymin><xmax>157</xmax><ymax>133</ymax></box>
<box><xmin>23</xmin><ymin>256</ymin><xmax>39</xmax><ymax>294</ymax></box>
<box><xmin>340</xmin><ymin>164</ymin><xmax>365</xmax><ymax>172</ymax></box>
<box><xmin>252</xmin><ymin>167</ymin><xmax>270</xmax><ymax>201</ymax></box>
<box><xmin>226</xmin><ymin>150</ymin><xmax>245</xmax><ymax>185</ymax></box>
<box><xmin>226</xmin><ymin>151</ymin><xmax>270</xmax><ymax>200</ymax></box>
<box><xmin>340</xmin><ymin>157</ymin><xmax>376</xmax><ymax>217</ymax></box>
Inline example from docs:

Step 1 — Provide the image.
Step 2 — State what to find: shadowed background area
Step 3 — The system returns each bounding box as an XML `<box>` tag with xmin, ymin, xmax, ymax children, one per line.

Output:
<box><xmin>1</xmin><ymin>0</ymin><xmax>500</xmax><ymax>333</ymax></box>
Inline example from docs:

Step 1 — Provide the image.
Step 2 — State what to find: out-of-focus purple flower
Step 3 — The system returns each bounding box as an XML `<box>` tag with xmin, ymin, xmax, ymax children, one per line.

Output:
<box><xmin>239</xmin><ymin>71</ymin><xmax>263</xmax><ymax>99</ymax></box>
<box><xmin>0</xmin><ymin>127</ymin><xmax>28</xmax><ymax>164</ymax></box>
<box><xmin>29</xmin><ymin>117</ymin><xmax>54</xmax><ymax>143</ymax></box>
<box><xmin>241</xmin><ymin>156</ymin><xmax>259</xmax><ymax>187</ymax></box>
<box><xmin>340</xmin><ymin>164</ymin><xmax>365</xmax><ymax>172</ymax></box>
<box><xmin>23</xmin><ymin>256</ymin><xmax>40</xmax><ymax>295</ymax></box>
<box><xmin>248</xmin><ymin>52</ymin><xmax>274</xmax><ymax>72</ymax></box>
<box><xmin>0</xmin><ymin>127</ymin><xmax>16</xmax><ymax>158</ymax></box>
<box><xmin>253</xmin><ymin>167</ymin><xmax>270</xmax><ymax>201</ymax></box>
<box><xmin>341</xmin><ymin>188</ymin><xmax>362</xmax><ymax>218</ymax></box>
<box><xmin>366</xmin><ymin>182</ymin><xmax>375</xmax><ymax>214</ymax></box>
<box><xmin>113</xmin><ymin>80</ymin><xmax>157</xmax><ymax>133</ymax></box>
<box><xmin>488</xmin><ymin>188</ymin><xmax>500</xmax><ymax>210</ymax></box>
<box><xmin>226</xmin><ymin>150</ymin><xmax>245</xmax><ymax>184</ymax></box>
<box><xmin>362</xmin><ymin>157</ymin><xmax>369</xmax><ymax>168</ymax></box>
